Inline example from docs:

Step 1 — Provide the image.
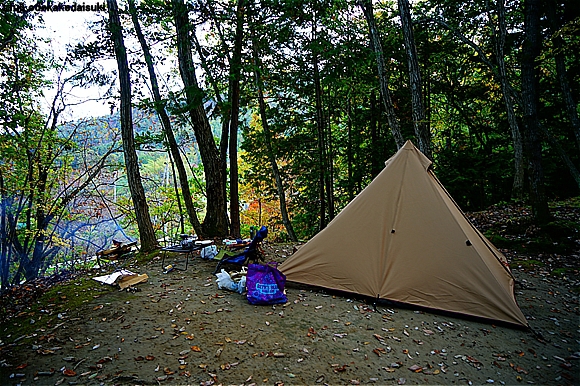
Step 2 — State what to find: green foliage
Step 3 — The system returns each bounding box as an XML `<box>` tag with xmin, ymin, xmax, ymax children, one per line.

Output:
<box><xmin>2</xmin><ymin>0</ymin><xmax>578</xmax><ymax>283</ymax></box>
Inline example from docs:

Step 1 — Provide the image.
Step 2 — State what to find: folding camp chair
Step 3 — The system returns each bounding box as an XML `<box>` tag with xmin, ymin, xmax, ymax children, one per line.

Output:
<box><xmin>213</xmin><ymin>226</ymin><xmax>268</xmax><ymax>274</ymax></box>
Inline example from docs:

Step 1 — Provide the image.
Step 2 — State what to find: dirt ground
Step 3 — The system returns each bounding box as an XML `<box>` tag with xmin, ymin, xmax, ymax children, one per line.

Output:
<box><xmin>0</xmin><ymin>243</ymin><xmax>578</xmax><ymax>386</ymax></box>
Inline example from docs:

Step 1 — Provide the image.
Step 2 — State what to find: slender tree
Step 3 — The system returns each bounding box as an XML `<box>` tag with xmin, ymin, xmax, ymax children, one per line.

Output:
<box><xmin>493</xmin><ymin>0</ymin><xmax>525</xmax><ymax>199</ymax></box>
<box><xmin>312</xmin><ymin>12</ymin><xmax>329</xmax><ymax>230</ymax></box>
<box><xmin>398</xmin><ymin>0</ymin><xmax>431</xmax><ymax>159</ymax></box>
<box><xmin>172</xmin><ymin>0</ymin><xmax>228</xmax><ymax>236</ymax></box>
<box><xmin>127</xmin><ymin>0</ymin><xmax>203</xmax><ymax>236</ymax></box>
<box><xmin>250</xmin><ymin>10</ymin><xmax>298</xmax><ymax>242</ymax></box>
<box><xmin>546</xmin><ymin>1</ymin><xmax>580</xmax><ymax>153</ymax></box>
<box><xmin>357</xmin><ymin>0</ymin><xmax>405</xmax><ymax>148</ymax></box>
<box><xmin>107</xmin><ymin>0</ymin><xmax>158</xmax><ymax>251</ymax></box>
<box><xmin>521</xmin><ymin>0</ymin><xmax>551</xmax><ymax>224</ymax></box>
<box><xmin>228</xmin><ymin>0</ymin><xmax>247</xmax><ymax>238</ymax></box>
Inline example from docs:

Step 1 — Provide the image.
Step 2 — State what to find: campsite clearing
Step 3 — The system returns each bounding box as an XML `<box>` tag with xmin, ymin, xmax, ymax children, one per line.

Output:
<box><xmin>0</xmin><ymin>238</ymin><xmax>578</xmax><ymax>386</ymax></box>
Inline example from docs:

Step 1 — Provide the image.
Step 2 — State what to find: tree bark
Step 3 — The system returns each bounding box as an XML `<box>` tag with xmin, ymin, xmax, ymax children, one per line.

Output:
<box><xmin>357</xmin><ymin>0</ymin><xmax>405</xmax><ymax>149</ymax></box>
<box><xmin>397</xmin><ymin>0</ymin><xmax>431</xmax><ymax>159</ymax></box>
<box><xmin>190</xmin><ymin>31</ymin><xmax>230</xmax><ymax>216</ymax></box>
<box><xmin>128</xmin><ymin>0</ymin><xmax>203</xmax><ymax>237</ymax></box>
<box><xmin>107</xmin><ymin>0</ymin><xmax>158</xmax><ymax>252</ymax></box>
<box><xmin>521</xmin><ymin>0</ymin><xmax>551</xmax><ymax>225</ymax></box>
<box><xmin>172</xmin><ymin>0</ymin><xmax>228</xmax><ymax>236</ymax></box>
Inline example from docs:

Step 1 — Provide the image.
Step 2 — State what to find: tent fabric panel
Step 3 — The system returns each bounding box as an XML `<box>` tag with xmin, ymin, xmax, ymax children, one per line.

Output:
<box><xmin>378</xmin><ymin>147</ymin><xmax>526</xmax><ymax>325</ymax></box>
<box><xmin>279</xmin><ymin>165</ymin><xmax>400</xmax><ymax>298</ymax></box>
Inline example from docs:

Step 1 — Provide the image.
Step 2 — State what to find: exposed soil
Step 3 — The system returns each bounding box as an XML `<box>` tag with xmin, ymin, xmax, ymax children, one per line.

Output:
<box><xmin>0</xmin><ymin>245</ymin><xmax>578</xmax><ymax>386</ymax></box>
<box><xmin>0</xmin><ymin>203</ymin><xmax>578</xmax><ymax>386</ymax></box>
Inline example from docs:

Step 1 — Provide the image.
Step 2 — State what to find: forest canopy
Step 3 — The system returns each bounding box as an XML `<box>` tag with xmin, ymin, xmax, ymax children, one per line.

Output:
<box><xmin>0</xmin><ymin>0</ymin><xmax>578</xmax><ymax>288</ymax></box>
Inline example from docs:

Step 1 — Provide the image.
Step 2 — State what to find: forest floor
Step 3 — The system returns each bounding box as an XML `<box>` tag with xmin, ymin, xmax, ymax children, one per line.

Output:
<box><xmin>0</xmin><ymin>201</ymin><xmax>578</xmax><ymax>386</ymax></box>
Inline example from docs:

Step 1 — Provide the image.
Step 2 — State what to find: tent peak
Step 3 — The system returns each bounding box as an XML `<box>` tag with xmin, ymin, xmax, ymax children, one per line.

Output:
<box><xmin>390</xmin><ymin>140</ymin><xmax>432</xmax><ymax>171</ymax></box>
<box><xmin>402</xmin><ymin>140</ymin><xmax>415</xmax><ymax>148</ymax></box>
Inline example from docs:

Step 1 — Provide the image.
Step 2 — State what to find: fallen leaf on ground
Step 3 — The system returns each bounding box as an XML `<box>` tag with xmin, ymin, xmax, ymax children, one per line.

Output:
<box><xmin>408</xmin><ymin>364</ymin><xmax>422</xmax><ymax>372</ymax></box>
<box><xmin>373</xmin><ymin>348</ymin><xmax>386</xmax><ymax>356</ymax></box>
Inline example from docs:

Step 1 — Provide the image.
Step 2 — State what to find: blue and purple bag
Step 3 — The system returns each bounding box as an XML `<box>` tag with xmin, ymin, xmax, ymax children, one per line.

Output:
<box><xmin>246</xmin><ymin>263</ymin><xmax>287</xmax><ymax>305</ymax></box>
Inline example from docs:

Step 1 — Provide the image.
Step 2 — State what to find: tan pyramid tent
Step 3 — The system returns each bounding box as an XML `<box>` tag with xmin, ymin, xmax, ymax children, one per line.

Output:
<box><xmin>279</xmin><ymin>141</ymin><xmax>528</xmax><ymax>327</ymax></box>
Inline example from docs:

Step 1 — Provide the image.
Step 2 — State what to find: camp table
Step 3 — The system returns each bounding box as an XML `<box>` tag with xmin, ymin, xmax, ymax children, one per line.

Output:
<box><xmin>160</xmin><ymin>239</ymin><xmax>214</xmax><ymax>271</ymax></box>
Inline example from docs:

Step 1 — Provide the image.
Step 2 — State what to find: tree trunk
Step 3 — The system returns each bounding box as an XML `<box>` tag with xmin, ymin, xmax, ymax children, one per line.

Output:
<box><xmin>128</xmin><ymin>0</ymin><xmax>203</xmax><ymax>237</ymax></box>
<box><xmin>168</xmin><ymin>151</ymin><xmax>185</xmax><ymax>235</ymax></box>
<box><xmin>546</xmin><ymin>1</ymin><xmax>580</xmax><ymax>153</ymax></box>
<box><xmin>521</xmin><ymin>0</ymin><xmax>550</xmax><ymax>225</ymax></box>
<box><xmin>107</xmin><ymin>0</ymin><xmax>159</xmax><ymax>252</ymax></box>
<box><xmin>313</xmin><ymin>46</ymin><xmax>327</xmax><ymax>230</ymax></box>
<box><xmin>370</xmin><ymin>93</ymin><xmax>383</xmax><ymax>177</ymax></box>
<box><xmin>172</xmin><ymin>0</ymin><xmax>228</xmax><ymax>237</ymax></box>
<box><xmin>26</xmin><ymin>165</ymin><xmax>49</xmax><ymax>280</ymax></box>
<box><xmin>250</xmin><ymin>22</ymin><xmax>298</xmax><ymax>242</ymax></box>
<box><xmin>494</xmin><ymin>0</ymin><xmax>525</xmax><ymax>199</ymax></box>
<box><xmin>0</xmin><ymin>173</ymin><xmax>9</xmax><ymax>289</ymax></box>
<box><xmin>190</xmin><ymin>32</ymin><xmax>230</xmax><ymax>222</ymax></box>
<box><xmin>228</xmin><ymin>0</ymin><xmax>246</xmax><ymax>238</ymax></box>
<box><xmin>326</xmin><ymin>118</ymin><xmax>335</xmax><ymax>221</ymax></box>
<box><xmin>398</xmin><ymin>0</ymin><xmax>431</xmax><ymax>159</ymax></box>
<box><xmin>357</xmin><ymin>0</ymin><xmax>405</xmax><ymax>149</ymax></box>
<box><xmin>347</xmin><ymin>98</ymin><xmax>354</xmax><ymax>200</ymax></box>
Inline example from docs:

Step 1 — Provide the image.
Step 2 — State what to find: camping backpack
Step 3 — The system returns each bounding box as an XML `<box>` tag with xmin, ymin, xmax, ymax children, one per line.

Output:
<box><xmin>246</xmin><ymin>263</ymin><xmax>287</xmax><ymax>305</ymax></box>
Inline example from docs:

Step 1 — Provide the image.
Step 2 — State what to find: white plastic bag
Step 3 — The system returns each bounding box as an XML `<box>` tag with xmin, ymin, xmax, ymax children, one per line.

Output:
<box><xmin>216</xmin><ymin>270</ymin><xmax>246</xmax><ymax>293</ymax></box>
<box><xmin>215</xmin><ymin>269</ymin><xmax>237</xmax><ymax>291</ymax></box>
<box><xmin>237</xmin><ymin>276</ymin><xmax>247</xmax><ymax>293</ymax></box>
<box><xmin>201</xmin><ymin>245</ymin><xmax>218</xmax><ymax>259</ymax></box>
